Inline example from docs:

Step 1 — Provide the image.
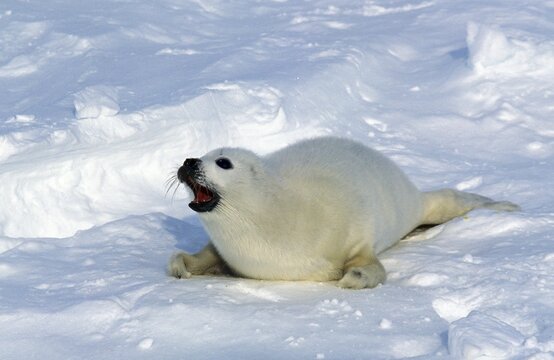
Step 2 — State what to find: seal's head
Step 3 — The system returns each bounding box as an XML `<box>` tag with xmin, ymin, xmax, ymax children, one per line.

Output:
<box><xmin>177</xmin><ymin>157</ymin><xmax>221</xmax><ymax>212</ymax></box>
<box><xmin>177</xmin><ymin>147</ymin><xmax>268</xmax><ymax>213</ymax></box>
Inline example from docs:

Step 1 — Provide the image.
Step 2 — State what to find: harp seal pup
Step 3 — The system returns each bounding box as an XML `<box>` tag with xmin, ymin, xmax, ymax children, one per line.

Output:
<box><xmin>168</xmin><ymin>136</ymin><xmax>518</xmax><ymax>289</ymax></box>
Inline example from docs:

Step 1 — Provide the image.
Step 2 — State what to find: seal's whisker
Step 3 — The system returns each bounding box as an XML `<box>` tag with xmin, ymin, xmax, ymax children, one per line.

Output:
<box><xmin>165</xmin><ymin>176</ymin><xmax>179</xmax><ymax>198</ymax></box>
<box><xmin>165</xmin><ymin>174</ymin><xmax>177</xmax><ymax>186</ymax></box>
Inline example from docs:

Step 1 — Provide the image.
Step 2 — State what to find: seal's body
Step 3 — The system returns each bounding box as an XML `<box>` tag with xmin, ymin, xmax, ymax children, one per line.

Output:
<box><xmin>169</xmin><ymin>137</ymin><xmax>518</xmax><ymax>289</ymax></box>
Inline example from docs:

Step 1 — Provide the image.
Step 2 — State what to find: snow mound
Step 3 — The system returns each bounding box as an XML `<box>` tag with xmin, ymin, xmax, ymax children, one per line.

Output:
<box><xmin>467</xmin><ymin>22</ymin><xmax>554</xmax><ymax>78</ymax></box>
<box><xmin>74</xmin><ymin>86</ymin><xmax>121</xmax><ymax>120</ymax></box>
<box><xmin>448</xmin><ymin>311</ymin><xmax>524</xmax><ymax>359</ymax></box>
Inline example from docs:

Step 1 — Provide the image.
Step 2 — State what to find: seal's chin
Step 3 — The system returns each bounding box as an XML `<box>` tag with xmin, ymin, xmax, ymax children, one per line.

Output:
<box><xmin>183</xmin><ymin>176</ymin><xmax>220</xmax><ymax>213</ymax></box>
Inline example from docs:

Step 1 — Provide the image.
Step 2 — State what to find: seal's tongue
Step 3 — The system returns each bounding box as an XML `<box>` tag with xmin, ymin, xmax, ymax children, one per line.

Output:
<box><xmin>195</xmin><ymin>187</ymin><xmax>213</xmax><ymax>203</ymax></box>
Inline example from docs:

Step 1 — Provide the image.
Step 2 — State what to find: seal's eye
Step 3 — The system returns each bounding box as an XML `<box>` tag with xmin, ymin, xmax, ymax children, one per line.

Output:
<box><xmin>216</xmin><ymin>157</ymin><xmax>233</xmax><ymax>170</ymax></box>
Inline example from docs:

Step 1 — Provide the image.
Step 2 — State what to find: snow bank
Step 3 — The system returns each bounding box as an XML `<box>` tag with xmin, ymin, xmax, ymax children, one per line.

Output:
<box><xmin>0</xmin><ymin>79</ymin><xmax>323</xmax><ymax>238</ymax></box>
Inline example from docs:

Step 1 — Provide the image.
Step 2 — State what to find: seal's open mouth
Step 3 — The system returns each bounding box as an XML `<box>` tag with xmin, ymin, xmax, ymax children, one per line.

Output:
<box><xmin>180</xmin><ymin>173</ymin><xmax>220</xmax><ymax>213</ymax></box>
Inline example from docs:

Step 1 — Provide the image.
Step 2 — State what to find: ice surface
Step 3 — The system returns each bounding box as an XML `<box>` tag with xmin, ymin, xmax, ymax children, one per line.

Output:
<box><xmin>0</xmin><ymin>0</ymin><xmax>553</xmax><ymax>359</ymax></box>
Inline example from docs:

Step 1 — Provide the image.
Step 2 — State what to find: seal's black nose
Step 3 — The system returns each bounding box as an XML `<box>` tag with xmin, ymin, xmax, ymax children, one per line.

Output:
<box><xmin>183</xmin><ymin>158</ymin><xmax>201</xmax><ymax>170</ymax></box>
<box><xmin>178</xmin><ymin>158</ymin><xmax>202</xmax><ymax>183</ymax></box>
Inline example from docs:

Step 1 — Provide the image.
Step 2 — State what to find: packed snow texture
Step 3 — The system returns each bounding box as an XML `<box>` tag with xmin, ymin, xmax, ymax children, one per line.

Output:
<box><xmin>0</xmin><ymin>0</ymin><xmax>553</xmax><ymax>359</ymax></box>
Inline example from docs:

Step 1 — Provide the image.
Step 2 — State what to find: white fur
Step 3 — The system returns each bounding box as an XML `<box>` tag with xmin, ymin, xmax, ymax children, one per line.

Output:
<box><xmin>169</xmin><ymin>137</ymin><xmax>519</xmax><ymax>289</ymax></box>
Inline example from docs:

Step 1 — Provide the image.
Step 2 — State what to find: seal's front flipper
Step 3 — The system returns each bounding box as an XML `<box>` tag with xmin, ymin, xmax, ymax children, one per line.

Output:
<box><xmin>337</xmin><ymin>255</ymin><xmax>386</xmax><ymax>289</ymax></box>
<box><xmin>168</xmin><ymin>243</ymin><xmax>229</xmax><ymax>278</ymax></box>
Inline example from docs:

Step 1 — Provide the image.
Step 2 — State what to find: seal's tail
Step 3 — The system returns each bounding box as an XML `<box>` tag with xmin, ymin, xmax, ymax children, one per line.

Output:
<box><xmin>420</xmin><ymin>189</ymin><xmax>520</xmax><ymax>225</ymax></box>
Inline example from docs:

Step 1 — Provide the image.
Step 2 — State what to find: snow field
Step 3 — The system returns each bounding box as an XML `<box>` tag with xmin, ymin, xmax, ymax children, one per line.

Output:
<box><xmin>0</xmin><ymin>0</ymin><xmax>553</xmax><ymax>359</ymax></box>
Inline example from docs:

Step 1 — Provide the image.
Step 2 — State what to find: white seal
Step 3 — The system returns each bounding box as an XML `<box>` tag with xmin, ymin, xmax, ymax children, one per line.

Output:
<box><xmin>168</xmin><ymin>137</ymin><xmax>518</xmax><ymax>289</ymax></box>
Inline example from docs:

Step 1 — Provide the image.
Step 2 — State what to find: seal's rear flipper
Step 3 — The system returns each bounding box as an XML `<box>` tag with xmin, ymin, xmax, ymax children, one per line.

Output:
<box><xmin>421</xmin><ymin>189</ymin><xmax>520</xmax><ymax>225</ymax></box>
<box><xmin>481</xmin><ymin>200</ymin><xmax>520</xmax><ymax>212</ymax></box>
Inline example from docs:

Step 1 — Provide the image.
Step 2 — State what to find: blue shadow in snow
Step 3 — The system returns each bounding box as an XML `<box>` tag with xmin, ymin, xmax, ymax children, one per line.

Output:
<box><xmin>161</xmin><ymin>214</ymin><xmax>209</xmax><ymax>254</ymax></box>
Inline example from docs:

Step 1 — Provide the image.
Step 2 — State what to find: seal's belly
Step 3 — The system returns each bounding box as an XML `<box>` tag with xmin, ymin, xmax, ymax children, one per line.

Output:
<box><xmin>213</xmin><ymin>239</ymin><xmax>343</xmax><ymax>282</ymax></box>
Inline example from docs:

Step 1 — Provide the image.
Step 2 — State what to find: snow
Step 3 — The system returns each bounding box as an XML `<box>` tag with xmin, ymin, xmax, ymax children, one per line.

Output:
<box><xmin>73</xmin><ymin>86</ymin><xmax>120</xmax><ymax>120</ymax></box>
<box><xmin>0</xmin><ymin>0</ymin><xmax>553</xmax><ymax>359</ymax></box>
<box><xmin>448</xmin><ymin>311</ymin><xmax>525</xmax><ymax>359</ymax></box>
